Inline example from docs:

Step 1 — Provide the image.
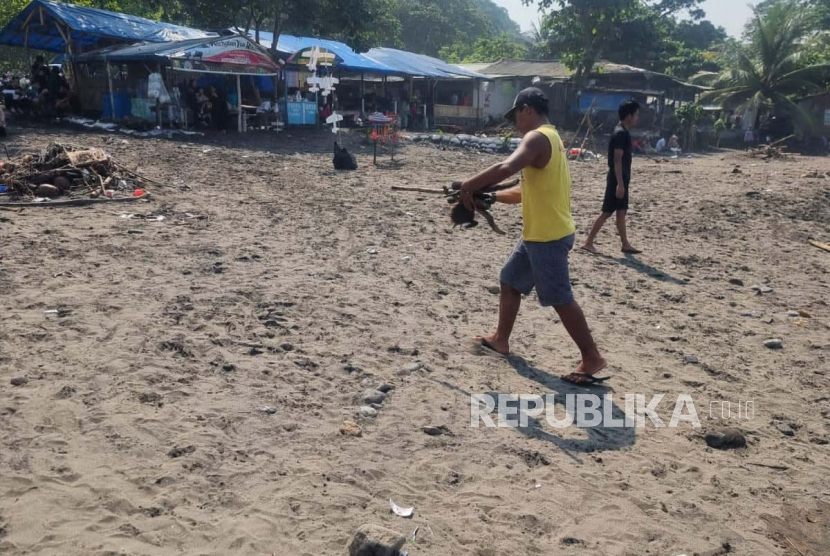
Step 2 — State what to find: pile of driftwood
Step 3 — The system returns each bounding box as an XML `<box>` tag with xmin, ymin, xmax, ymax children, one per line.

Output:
<box><xmin>0</xmin><ymin>143</ymin><xmax>155</xmax><ymax>206</ymax></box>
<box><xmin>748</xmin><ymin>135</ymin><xmax>793</xmax><ymax>160</ymax></box>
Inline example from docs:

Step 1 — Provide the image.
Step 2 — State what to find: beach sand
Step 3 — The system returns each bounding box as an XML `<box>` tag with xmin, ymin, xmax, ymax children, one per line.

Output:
<box><xmin>1</xmin><ymin>124</ymin><xmax>828</xmax><ymax>555</ymax></box>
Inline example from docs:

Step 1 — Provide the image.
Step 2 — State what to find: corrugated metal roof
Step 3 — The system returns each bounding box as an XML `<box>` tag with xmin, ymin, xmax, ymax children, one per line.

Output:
<box><xmin>0</xmin><ymin>0</ymin><xmax>213</xmax><ymax>52</ymax></box>
<box><xmin>456</xmin><ymin>63</ymin><xmax>493</xmax><ymax>73</ymax></box>
<box><xmin>476</xmin><ymin>59</ymin><xmax>572</xmax><ymax>79</ymax></box>
<box><xmin>472</xmin><ymin>59</ymin><xmax>662</xmax><ymax>79</ymax></box>
<box><xmin>474</xmin><ymin>59</ymin><xmax>707</xmax><ymax>91</ymax></box>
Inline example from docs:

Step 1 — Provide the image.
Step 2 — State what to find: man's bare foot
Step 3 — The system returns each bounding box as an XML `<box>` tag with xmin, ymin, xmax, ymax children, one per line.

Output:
<box><xmin>562</xmin><ymin>355</ymin><xmax>608</xmax><ymax>384</ymax></box>
<box><xmin>475</xmin><ymin>333</ymin><xmax>509</xmax><ymax>356</ymax></box>
<box><xmin>580</xmin><ymin>243</ymin><xmax>599</xmax><ymax>255</ymax></box>
<box><xmin>621</xmin><ymin>245</ymin><xmax>642</xmax><ymax>254</ymax></box>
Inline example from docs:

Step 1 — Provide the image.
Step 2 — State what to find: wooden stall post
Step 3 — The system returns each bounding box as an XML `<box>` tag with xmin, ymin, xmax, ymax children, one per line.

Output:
<box><xmin>24</xmin><ymin>26</ymin><xmax>30</xmax><ymax>67</ymax></box>
<box><xmin>237</xmin><ymin>73</ymin><xmax>243</xmax><ymax>132</ymax></box>
<box><xmin>475</xmin><ymin>79</ymin><xmax>481</xmax><ymax>128</ymax></box>
<box><xmin>105</xmin><ymin>57</ymin><xmax>115</xmax><ymax>121</ymax></box>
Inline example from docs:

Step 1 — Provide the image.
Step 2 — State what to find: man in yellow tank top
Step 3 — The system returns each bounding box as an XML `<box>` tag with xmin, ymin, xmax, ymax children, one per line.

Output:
<box><xmin>459</xmin><ymin>88</ymin><xmax>608</xmax><ymax>384</ymax></box>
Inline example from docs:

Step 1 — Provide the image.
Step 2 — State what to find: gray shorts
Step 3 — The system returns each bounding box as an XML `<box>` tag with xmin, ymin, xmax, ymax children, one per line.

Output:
<box><xmin>500</xmin><ymin>235</ymin><xmax>575</xmax><ymax>307</ymax></box>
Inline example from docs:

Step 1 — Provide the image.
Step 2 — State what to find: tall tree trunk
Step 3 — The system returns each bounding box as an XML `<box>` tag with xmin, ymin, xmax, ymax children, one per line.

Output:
<box><xmin>270</xmin><ymin>2</ymin><xmax>284</xmax><ymax>55</ymax></box>
<box><xmin>574</xmin><ymin>7</ymin><xmax>596</xmax><ymax>86</ymax></box>
<box><xmin>244</xmin><ymin>11</ymin><xmax>252</xmax><ymax>37</ymax></box>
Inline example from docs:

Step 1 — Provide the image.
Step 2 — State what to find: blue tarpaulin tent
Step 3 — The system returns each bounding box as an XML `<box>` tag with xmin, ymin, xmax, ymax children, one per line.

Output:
<box><xmin>0</xmin><ymin>0</ymin><xmax>213</xmax><ymax>53</ymax></box>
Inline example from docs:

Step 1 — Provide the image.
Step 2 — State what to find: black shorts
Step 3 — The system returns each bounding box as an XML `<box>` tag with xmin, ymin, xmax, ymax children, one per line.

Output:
<box><xmin>602</xmin><ymin>173</ymin><xmax>629</xmax><ymax>213</ymax></box>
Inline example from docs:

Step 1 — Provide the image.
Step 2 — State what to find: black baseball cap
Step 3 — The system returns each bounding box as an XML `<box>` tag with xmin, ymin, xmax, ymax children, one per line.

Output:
<box><xmin>504</xmin><ymin>87</ymin><xmax>549</xmax><ymax>123</ymax></box>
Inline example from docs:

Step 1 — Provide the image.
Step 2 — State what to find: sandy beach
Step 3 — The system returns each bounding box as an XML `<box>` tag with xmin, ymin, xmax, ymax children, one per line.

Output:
<box><xmin>1</xmin><ymin>122</ymin><xmax>829</xmax><ymax>556</ymax></box>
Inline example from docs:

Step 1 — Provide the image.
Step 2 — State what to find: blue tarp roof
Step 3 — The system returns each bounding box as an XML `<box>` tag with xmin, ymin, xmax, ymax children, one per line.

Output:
<box><xmin>73</xmin><ymin>34</ymin><xmax>280</xmax><ymax>75</ymax></box>
<box><xmin>365</xmin><ymin>48</ymin><xmax>487</xmax><ymax>79</ymax></box>
<box><xmin>0</xmin><ymin>0</ymin><xmax>213</xmax><ymax>53</ymax></box>
<box><xmin>237</xmin><ymin>30</ymin><xmax>396</xmax><ymax>75</ymax></box>
<box><xmin>239</xmin><ymin>30</ymin><xmax>485</xmax><ymax>79</ymax></box>
<box><xmin>74</xmin><ymin>37</ymin><xmax>221</xmax><ymax>63</ymax></box>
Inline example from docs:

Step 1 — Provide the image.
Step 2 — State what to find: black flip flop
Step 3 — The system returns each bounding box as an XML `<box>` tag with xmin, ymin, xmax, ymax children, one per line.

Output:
<box><xmin>561</xmin><ymin>373</ymin><xmax>611</xmax><ymax>386</ymax></box>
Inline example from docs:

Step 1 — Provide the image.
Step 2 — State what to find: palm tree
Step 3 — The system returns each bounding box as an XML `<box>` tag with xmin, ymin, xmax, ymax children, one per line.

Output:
<box><xmin>693</xmin><ymin>0</ymin><xmax>830</xmax><ymax>129</ymax></box>
<box><xmin>527</xmin><ymin>18</ymin><xmax>550</xmax><ymax>59</ymax></box>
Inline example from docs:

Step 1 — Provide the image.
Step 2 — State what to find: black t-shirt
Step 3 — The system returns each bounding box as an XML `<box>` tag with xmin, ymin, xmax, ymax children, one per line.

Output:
<box><xmin>608</xmin><ymin>123</ymin><xmax>632</xmax><ymax>186</ymax></box>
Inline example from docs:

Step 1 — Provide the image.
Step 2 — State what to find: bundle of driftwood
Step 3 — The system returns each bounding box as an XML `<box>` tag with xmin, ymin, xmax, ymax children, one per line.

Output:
<box><xmin>0</xmin><ymin>143</ymin><xmax>154</xmax><ymax>203</ymax></box>
<box><xmin>391</xmin><ymin>178</ymin><xmax>519</xmax><ymax>235</ymax></box>
<box><xmin>748</xmin><ymin>135</ymin><xmax>793</xmax><ymax>160</ymax></box>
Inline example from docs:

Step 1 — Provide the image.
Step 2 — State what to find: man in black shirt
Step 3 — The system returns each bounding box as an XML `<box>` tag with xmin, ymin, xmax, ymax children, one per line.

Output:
<box><xmin>581</xmin><ymin>100</ymin><xmax>642</xmax><ymax>254</ymax></box>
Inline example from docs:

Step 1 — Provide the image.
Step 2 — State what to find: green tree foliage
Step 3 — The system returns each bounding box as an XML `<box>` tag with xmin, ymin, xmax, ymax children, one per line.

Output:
<box><xmin>675</xmin><ymin>101</ymin><xmax>705</xmax><ymax>148</ymax></box>
<box><xmin>674</xmin><ymin>20</ymin><xmax>727</xmax><ymax>50</ymax></box>
<box><xmin>0</xmin><ymin>0</ymin><xmax>526</xmax><ymax>60</ymax></box>
<box><xmin>697</xmin><ymin>0</ymin><xmax>830</xmax><ymax>128</ymax></box>
<box><xmin>475</xmin><ymin>0</ymin><xmax>521</xmax><ymax>37</ymax></box>
<box><xmin>0</xmin><ymin>0</ymin><xmax>401</xmax><ymax>54</ymax></box>
<box><xmin>439</xmin><ymin>33</ymin><xmax>528</xmax><ymax>64</ymax></box>
<box><xmin>525</xmin><ymin>0</ymin><xmax>709</xmax><ymax>81</ymax></box>
<box><xmin>394</xmin><ymin>0</ymin><xmax>493</xmax><ymax>56</ymax></box>
<box><xmin>1</xmin><ymin>0</ymin><xmax>35</xmax><ymax>28</ymax></box>
<box><xmin>662</xmin><ymin>19</ymin><xmax>727</xmax><ymax>79</ymax></box>
<box><xmin>319</xmin><ymin>0</ymin><xmax>401</xmax><ymax>52</ymax></box>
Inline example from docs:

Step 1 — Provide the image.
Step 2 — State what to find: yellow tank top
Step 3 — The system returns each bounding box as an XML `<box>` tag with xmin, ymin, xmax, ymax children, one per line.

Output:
<box><xmin>521</xmin><ymin>125</ymin><xmax>575</xmax><ymax>242</ymax></box>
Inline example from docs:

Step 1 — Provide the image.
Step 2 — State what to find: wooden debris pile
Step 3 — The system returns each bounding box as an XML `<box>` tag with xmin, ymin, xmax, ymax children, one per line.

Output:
<box><xmin>0</xmin><ymin>143</ymin><xmax>153</xmax><ymax>202</ymax></box>
<box><xmin>747</xmin><ymin>135</ymin><xmax>793</xmax><ymax>160</ymax></box>
<box><xmin>748</xmin><ymin>144</ymin><xmax>788</xmax><ymax>159</ymax></box>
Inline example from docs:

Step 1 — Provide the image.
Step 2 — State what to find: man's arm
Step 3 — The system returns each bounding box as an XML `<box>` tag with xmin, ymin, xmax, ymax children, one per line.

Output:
<box><xmin>494</xmin><ymin>185</ymin><xmax>522</xmax><ymax>204</ymax></box>
<box><xmin>614</xmin><ymin>148</ymin><xmax>625</xmax><ymax>199</ymax></box>
<box><xmin>459</xmin><ymin>132</ymin><xmax>547</xmax><ymax>210</ymax></box>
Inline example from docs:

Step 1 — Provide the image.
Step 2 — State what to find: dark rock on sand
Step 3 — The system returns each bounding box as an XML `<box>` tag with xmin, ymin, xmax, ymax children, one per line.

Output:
<box><xmin>705</xmin><ymin>428</ymin><xmax>747</xmax><ymax>450</ymax></box>
<box><xmin>348</xmin><ymin>524</ymin><xmax>406</xmax><ymax>556</ymax></box>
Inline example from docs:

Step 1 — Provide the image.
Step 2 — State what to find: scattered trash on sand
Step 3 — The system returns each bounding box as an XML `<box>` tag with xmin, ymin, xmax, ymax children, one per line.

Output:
<box><xmin>389</xmin><ymin>498</ymin><xmax>414</xmax><ymax>518</ymax></box>
<box><xmin>65</xmin><ymin>117</ymin><xmax>203</xmax><ymax>138</ymax></box>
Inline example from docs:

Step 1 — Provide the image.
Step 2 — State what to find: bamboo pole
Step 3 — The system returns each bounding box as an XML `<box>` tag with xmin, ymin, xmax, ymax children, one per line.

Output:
<box><xmin>809</xmin><ymin>240</ymin><xmax>830</xmax><ymax>253</ymax></box>
<box><xmin>568</xmin><ymin>96</ymin><xmax>597</xmax><ymax>154</ymax></box>
<box><xmin>390</xmin><ymin>186</ymin><xmax>446</xmax><ymax>194</ymax></box>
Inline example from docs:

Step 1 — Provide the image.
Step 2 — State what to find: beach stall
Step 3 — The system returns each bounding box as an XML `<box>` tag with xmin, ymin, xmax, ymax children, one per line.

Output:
<box><xmin>74</xmin><ymin>34</ymin><xmax>281</xmax><ymax>131</ymax></box>
<box><xmin>233</xmin><ymin>31</ymin><xmax>400</xmax><ymax>127</ymax></box>
<box><xmin>0</xmin><ymin>0</ymin><xmax>212</xmax><ymax>97</ymax></box>
<box><xmin>364</xmin><ymin>48</ymin><xmax>486</xmax><ymax>130</ymax></box>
